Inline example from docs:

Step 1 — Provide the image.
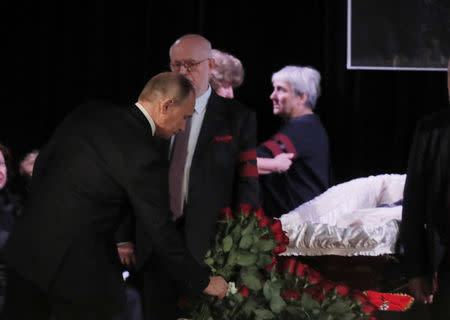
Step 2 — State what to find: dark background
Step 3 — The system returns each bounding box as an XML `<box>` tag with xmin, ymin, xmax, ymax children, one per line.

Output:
<box><xmin>1</xmin><ymin>0</ymin><xmax>448</xmax><ymax>184</ymax></box>
<box><xmin>351</xmin><ymin>0</ymin><xmax>449</xmax><ymax>68</ymax></box>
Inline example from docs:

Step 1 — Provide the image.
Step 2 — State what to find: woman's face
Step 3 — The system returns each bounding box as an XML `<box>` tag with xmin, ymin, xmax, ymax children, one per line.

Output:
<box><xmin>0</xmin><ymin>151</ymin><xmax>7</xmax><ymax>190</ymax></box>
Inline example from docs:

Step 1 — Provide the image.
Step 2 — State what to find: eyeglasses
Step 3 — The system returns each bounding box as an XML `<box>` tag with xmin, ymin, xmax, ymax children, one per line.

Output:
<box><xmin>170</xmin><ymin>58</ymin><xmax>209</xmax><ymax>72</ymax></box>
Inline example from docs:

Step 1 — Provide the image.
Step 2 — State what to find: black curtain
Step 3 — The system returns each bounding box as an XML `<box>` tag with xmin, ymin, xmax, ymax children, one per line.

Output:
<box><xmin>2</xmin><ymin>0</ymin><xmax>448</xmax><ymax>184</ymax></box>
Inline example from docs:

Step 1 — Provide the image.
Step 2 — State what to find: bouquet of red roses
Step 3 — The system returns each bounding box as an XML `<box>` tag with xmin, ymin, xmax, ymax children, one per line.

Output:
<box><xmin>187</xmin><ymin>205</ymin><xmax>377</xmax><ymax>320</ymax></box>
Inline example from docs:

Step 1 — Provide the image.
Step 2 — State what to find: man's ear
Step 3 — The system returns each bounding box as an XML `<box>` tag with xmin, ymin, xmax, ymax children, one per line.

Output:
<box><xmin>159</xmin><ymin>98</ymin><xmax>174</xmax><ymax>115</ymax></box>
<box><xmin>207</xmin><ymin>58</ymin><xmax>215</xmax><ymax>76</ymax></box>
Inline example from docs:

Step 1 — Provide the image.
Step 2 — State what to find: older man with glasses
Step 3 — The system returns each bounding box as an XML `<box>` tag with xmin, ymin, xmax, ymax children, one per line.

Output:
<box><xmin>129</xmin><ymin>34</ymin><xmax>260</xmax><ymax>320</ymax></box>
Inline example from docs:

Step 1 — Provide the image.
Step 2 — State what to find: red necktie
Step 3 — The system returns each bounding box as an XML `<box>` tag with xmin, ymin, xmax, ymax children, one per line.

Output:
<box><xmin>169</xmin><ymin>118</ymin><xmax>191</xmax><ymax>220</ymax></box>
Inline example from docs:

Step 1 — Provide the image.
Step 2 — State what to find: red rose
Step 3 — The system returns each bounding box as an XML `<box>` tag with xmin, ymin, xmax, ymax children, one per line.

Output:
<box><xmin>283</xmin><ymin>258</ymin><xmax>297</xmax><ymax>275</ymax></box>
<box><xmin>336</xmin><ymin>284</ymin><xmax>350</xmax><ymax>296</ymax></box>
<box><xmin>239</xmin><ymin>285</ymin><xmax>249</xmax><ymax>297</ymax></box>
<box><xmin>266</xmin><ymin>263</ymin><xmax>275</xmax><ymax>272</ymax></box>
<box><xmin>252</xmin><ymin>206</ymin><xmax>265</xmax><ymax>220</ymax></box>
<box><xmin>218</xmin><ymin>207</ymin><xmax>233</xmax><ymax>220</ymax></box>
<box><xmin>281</xmin><ymin>289</ymin><xmax>300</xmax><ymax>300</ymax></box>
<box><xmin>270</xmin><ymin>220</ymin><xmax>283</xmax><ymax>234</ymax></box>
<box><xmin>295</xmin><ymin>262</ymin><xmax>309</xmax><ymax>278</ymax></box>
<box><xmin>319</xmin><ymin>280</ymin><xmax>336</xmax><ymax>294</ymax></box>
<box><xmin>273</xmin><ymin>244</ymin><xmax>286</xmax><ymax>254</ymax></box>
<box><xmin>351</xmin><ymin>291</ymin><xmax>369</xmax><ymax>304</ymax></box>
<box><xmin>238</xmin><ymin>203</ymin><xmax>252</xmax><ymax>216</ymax></box>
<box><xmin>304</xmin><ymin>287</ymin><xmax>325</xmax><ymax>303</ymax></box>
<box><xmin>306</xmin><ymin>268</ymin><xmax>323</xmax><ymax>284</ymax></box>
<box><xmin>273</xmin><ymin>233</ymin><xmax>284</xmax><ymax>243</ymax></box>
<box><xmin>363</xmin><ymin>303</ymin><xmax>377</xmax><ymax>315</ymax></box>
<box><xmin>258</xmin><ymin>216</ymin><xmax>272</xmax><ymax>228</ymax></box>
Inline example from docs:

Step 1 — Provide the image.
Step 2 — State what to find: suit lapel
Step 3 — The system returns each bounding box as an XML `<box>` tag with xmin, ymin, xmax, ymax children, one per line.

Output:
<box><xmin>193</xmin><ymin>93</ymin><xmax>226</xmax><ymax>160</ymax></box>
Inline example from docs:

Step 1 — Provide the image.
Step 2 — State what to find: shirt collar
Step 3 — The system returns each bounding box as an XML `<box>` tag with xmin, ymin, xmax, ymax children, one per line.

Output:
<box><xmin>135</xmin><ymin>102</ymin><xmax>156</xmax><ymax>136</ymax></box>
<box><xmin>194</xmin><ymin>86</ymin><xmax>212</xmax><ymax>114</ymax></box>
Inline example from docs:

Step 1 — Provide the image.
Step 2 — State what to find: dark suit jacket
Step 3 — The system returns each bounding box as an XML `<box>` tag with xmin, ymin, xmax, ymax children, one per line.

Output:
<box><xmin>182</xmin><ymin>92</ymin><xmax>259</xmax><ymax>264</ymax></box>
<box><xmin>400</xmin><ymin>108</ymin><xmax>450</xmax><ymax>280</ymax></box>
<box><xmin>5</xmin><ymin>102</ymin><xmax>209</xmax><ymax>311</ymax></box>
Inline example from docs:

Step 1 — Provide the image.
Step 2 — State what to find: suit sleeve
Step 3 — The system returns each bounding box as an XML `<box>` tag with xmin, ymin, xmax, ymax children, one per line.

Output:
<box><xmin>122</xmin><ymin>147</ymin><xmax>209</xmax><ymax>294</ymax></box>
<box><xmin>400</xmin><ymin>121</ymin><xmax>430</xmax><ymax>278</ymax></box>
<box><xmin>234</xmin><ymin>109</ymin><xmax>260</xmax><ymax>207</ymax></box>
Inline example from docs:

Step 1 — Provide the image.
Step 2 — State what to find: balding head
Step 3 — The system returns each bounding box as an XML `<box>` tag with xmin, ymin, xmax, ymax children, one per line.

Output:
<box><xmin>138</xmin><ymin>72</ymin><xmax>194</xmax><ymax>106</ymax></box>
<box><xmin>169</xmin><ymin>34</ymin><xmax>212</xmax><ymax>57</ymax></box>
<box><xmin>138</xmin><ymin>72</ymin><xmax>195</xmax><ymax>139</ymax></box>
<box><xmin>169</xmin><ymin>34</ymin><xmax>214</xmax><ymax>97</ymax></box>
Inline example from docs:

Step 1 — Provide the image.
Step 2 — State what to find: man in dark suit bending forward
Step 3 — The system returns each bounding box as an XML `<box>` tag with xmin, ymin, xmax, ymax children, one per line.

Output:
<box><xmin>3</xmin><ymin>72</ymin><xmax>227</xmax><ymax>320</ymax></box>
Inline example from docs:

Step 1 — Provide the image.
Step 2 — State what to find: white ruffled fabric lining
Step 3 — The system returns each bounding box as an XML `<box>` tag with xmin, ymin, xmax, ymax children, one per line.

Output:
<box><xmin>279</xmin><ymin>174</ymin><xmax>406</xmax><ymax>256</ymax></box>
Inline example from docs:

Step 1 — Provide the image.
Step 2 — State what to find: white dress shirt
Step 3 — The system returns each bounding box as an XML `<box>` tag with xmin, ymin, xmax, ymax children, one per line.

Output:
<box><xmin>180</xmin><ymin>86</ymin><xmax>212</xmax><ymax>207</ymax></box>
<box><xmin>135</xmin><ymin>102</ymin><xmax>156</xmax><ymax>136</ymax></box>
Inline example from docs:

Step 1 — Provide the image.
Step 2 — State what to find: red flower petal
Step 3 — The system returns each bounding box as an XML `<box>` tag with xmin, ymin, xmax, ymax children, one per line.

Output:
<box><xmin>218</xmin><ymin>207</ymin><xmax>232</xmax><ymax>220</ymax></box>
<box><xmin>273</xmin><ymin>244</ymin><xmax>286</xmax><ymax>254</ymax></box>
<box><xmin>258</xmin><ymin>216</ymin><xmax>272</xmax><ymax>228</ymax></box>
<box><xmin>319</xmin><ymin>280</ymin><xmax>336</xmax><ymax>294</ymax></box>
<box><xmin>336</xmin><ymin>284</ymin><xmax>350</xmax><ymax>296</ymax></box>
<box><xmin>283</xmin><ymin>258</ymin><xmax>297</xmax><ymax>275</ymax></box>
<box><xmin>252</xmin><ymin>206</ymin><xmax>265</xmax><ymax>220</ymax></box>
<box><xmin>239</xmin><ymin>285</ymin><xmax>249</xmax><ymax>297</ymax></box>
<box><xmin>238</xmin><ymin>203</ymin><xmax>252</xmax><ymax>216</ymax></box>
<box><xmin>295</xmin><ymin>262</ymin><xmax>309</xmax><ymax>278</ymax></box>
<box><xmin>270</xmin><ymin>220</ymin><xmax>283</xmax><ymax>234</ymax></box>
<box><xmin>306</xmin><ymin>269</ymin><xmax>323</xmax><ymax>284</ymax></box>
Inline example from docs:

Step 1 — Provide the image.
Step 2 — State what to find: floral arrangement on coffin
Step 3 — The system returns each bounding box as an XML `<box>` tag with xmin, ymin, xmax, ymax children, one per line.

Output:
<box><xmin>186</xmin><ymin>205</ymin><xmax>378</xmax><ymax>320</ymax></box>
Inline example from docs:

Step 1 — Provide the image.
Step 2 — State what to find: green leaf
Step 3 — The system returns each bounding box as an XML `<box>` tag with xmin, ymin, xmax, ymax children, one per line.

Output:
<box><xmin>326</xmin><ymin>300</ymin><xmax>351</xmax><ymax>314</ymax></box>
<box><xmin>204</xmin><ymin>257</ymin><xmax>214</xmax><ymax>266</ymax></box>
<box><xmin>301</xmin><ymin>293</ymin><xmax>321</xmax><ymax>311</ymax></box>
<box><xmin>216</xmin><ymin>255</ymin><xmax>225</xmax><ymax>266</ymax></box>
<box><xmin>254</xmin><ymin>309</ymin><xmax>275</xmax><ymax>320</ymax></box>
<box><xmin>241</xmin><ymin>268</ymin><xmax>262</xmax><ymax>291</ymax></box>
<box><xmin>233</xmin><ymin>292</ymin><xmax>244</xmax><ymax>303</ymax></box>
<box><xmin>230</xmin><ymin>224</ymin><xmax>242</xmax><ymax>241</ymax></box>
<box><xmin>241</xmin><ymin>299</ymin><xmax>259</xmax><ymax>316</ymax></box>
<box><xmin>263</xmin><ymin>280</ymin><xmax>281</xmax><ymax>301</ymax></box>
<box><xmin>255</xmin><ymin>239</ymin><xmax>277</xmax><ymax>252</ymax></box>
<box><xmin>222</xmin><ymin>235</ymin><xmax>233</xmax><ymax>252</ymax></box>
<box><xmin>241</xmin><ymin>220</ymin><xmax>255</xmax><ymax>236</ymax></box>
<box><xmin>340</xmin><ymin>313</ymin><xmax>356</xmax><ymax>320</ymax></box>
<box><xmin>286</xmin><ymin>305</ymin><xmax>305</xmax><ymax>316</ymax></box>
<box><xmin>318</xmin><ymin>314</ymin><xmax>333</xmax><ymax>320</ymax></box>
<box><xmin>256</xmin><ymin>254</ymin><xmax>273</xmax><ymax>268</ymax></box>
<box><xmin>239</xmin><ymin>235</ymin><xmax>254</xmax><ymax>249</ymax></box>
<box><xmin>227</xmin><ymin>249</ymin><xmax>238</xmax><ymax>266</ymax></box>
<box><xmin>270</xmin><ymin>294</ymin><xmax>287</xmax><ymax>314</ymax></box>
<box><xmin>236</xmin><ymin>251</ymin><xmax>258</xmax><ymax>266</ymax></box>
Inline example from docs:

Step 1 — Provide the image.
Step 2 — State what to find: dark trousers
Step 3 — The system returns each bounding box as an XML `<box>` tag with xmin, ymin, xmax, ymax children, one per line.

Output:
<box><xmin>3</xmin><ymin>269</ymin><xmax>126</xmax><ymax>320</ymax></box>
<box><xmin>141</xmin><ymin>262</ymin><xmax>178</xmax><ymax>320</ymax></box>
<box><xmin>431</xmin><ymin>270</ymin><xmax>450</xmax><ymax>319</ymax></box>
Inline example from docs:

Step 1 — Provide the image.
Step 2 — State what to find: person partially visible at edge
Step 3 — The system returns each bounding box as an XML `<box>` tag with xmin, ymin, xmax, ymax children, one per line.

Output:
<box><xmin>400</xmin><ymin>59</ymin><xmax>450</xmax><ymax>318</ymax></box>
<box><xmin>210</xmin><ymin>49</ymin><xmax>244</xmax><ymax>99</ymax></box>
<box><xmin>256</xmin><ymin>65</ymin><xmax>333</xmax><ymax>218</ymax></box>
<box><xmin>14</xmin><ymin>149</ymin><xmax>39</xmax><ymax>201</ymax></box>
<box><xmin>0</xmin><ymin>142</ymin><xmax>21</xmax><ymax>313</ymax></box>
<box><xmin>3</xmin><ymin>72</ymin><xmax>228</xmax><ymax>320</ymax></box>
